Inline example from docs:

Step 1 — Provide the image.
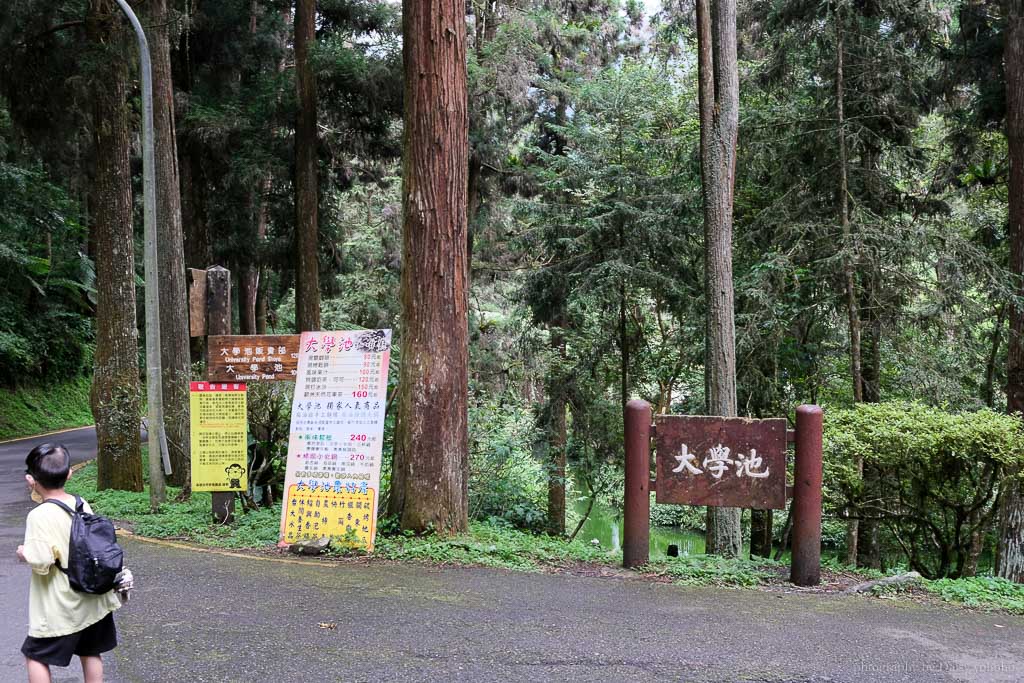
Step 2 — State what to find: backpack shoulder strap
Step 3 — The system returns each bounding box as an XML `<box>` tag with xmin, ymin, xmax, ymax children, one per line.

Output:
<box><xmin>73</xmin><ymin>495</ymin><xmax>85</xmax><ymax>513</ymax></box>
<box><xmin>45</xmin><ymin>498</ymin><xmax>76</xmax><ymax>516</ymax></box>
<box><xmin>43</xmin><ymin>499</ymin><xmax>77</xmax><ymax>573</ymax></box>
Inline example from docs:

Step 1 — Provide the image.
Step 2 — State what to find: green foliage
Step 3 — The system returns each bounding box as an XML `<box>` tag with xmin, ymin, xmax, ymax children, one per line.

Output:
<box><xmin>649</xmin><ymin>497</ymin><xmax>706</xmax><ymax>532</ymax></box>
<box><xmin>0</xmin><ymin>146</ymin><xmax>94</xmax><ymax>384</ymax></box>
<box><xmin>0</xmin><ymin>375</ymin><xmax>93</xmax><ymax>441</ymax></box>
<box><xmin>924</xmin><ymin>576</ymin><xmax>1024</xmax><ymax>614</ymax></box>
<box><xmin>370</xmin><ymin>521</ymin><xmax>618</xmax><ymax>570</ymax></box>
<box><xmin>824</xmin><ymin>403</ymin><xmax>1024</xmax><ymax>577</ymax></box>
<box><xmin>645</xmin><ymin>556</ymin><xmax>781</xmax><ymax>587</ymax></box>
<box><xmin>468</xmin><ymin>395</ymin><xmax>548</xmax><ymax>531</ymax></box>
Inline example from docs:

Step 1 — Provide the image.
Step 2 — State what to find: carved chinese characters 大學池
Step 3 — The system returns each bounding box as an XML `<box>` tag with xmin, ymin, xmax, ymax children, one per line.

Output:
<box><xmin>656</xmin><ymin>416</ymin><xmax>787</xmax><ymax>509</ymax></box>
<box><xmin>673</xmin><ymin>443</ymin><xmax>771</xmax><ymax>479</ymax></box>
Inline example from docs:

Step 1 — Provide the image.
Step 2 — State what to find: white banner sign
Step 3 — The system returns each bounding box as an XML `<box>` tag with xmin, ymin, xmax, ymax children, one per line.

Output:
<box><xmin>278</xmin><ymin>329</ymin><xmax>391</xmax><ymax>550</ymax></box>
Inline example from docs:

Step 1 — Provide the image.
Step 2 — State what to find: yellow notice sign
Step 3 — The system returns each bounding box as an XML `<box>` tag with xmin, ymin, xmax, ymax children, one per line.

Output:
<box><xmin>283</xmin><ymin>484</ymin><xmax>377</xmax><ymax>549</ymax></box>
<box><xmin>190</xmin><ymin>382</ymin><xmax>248</xmax><ymax>492</ymax></box>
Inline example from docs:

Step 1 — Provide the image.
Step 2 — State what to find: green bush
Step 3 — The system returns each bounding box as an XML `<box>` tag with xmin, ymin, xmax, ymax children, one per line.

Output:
<box><xmin>468</xmin><ymin>395</ymin><xmax>548</xmax><ymax>531</ymax></box>
<box><xmin>823</xmin><ymin>403</ymin><xmax>1024</xmax><ymax>578</ymax></box>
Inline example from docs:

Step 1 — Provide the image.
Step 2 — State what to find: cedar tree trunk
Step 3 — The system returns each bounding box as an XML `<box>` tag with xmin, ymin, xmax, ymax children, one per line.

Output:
<box><xmin>294</xmin><ymin>0</ymin><xmax>321</xmax><ymax>332</ymax></box>
<box><xmin>87</xmin><ymin>0</ymin><xmax>143</xmax><ymax>492</ymax></box>
<box><xmin>836</xmin><ymin>19</ymin><xmax>864</xmax><ymax>564</ymax></box>
<box><xmin>697</xmin><ymin>0</ymin><xmax>742</xmax><ymax>557</ymax></box>
<box><xmin>546</xmin><ymin>319</ymin><xmax>567</xmax><ymax>536</ymax></box>
<box><xmin>149</xmin><ymin>0</ymin><xmax>191</xmax><ymax>490</ymax></box>
<box><xmin>386</xmin><ymin>0</ymin><xmax>470</xmax><ymax>533</ymax></box>
<box><xmin>999</xmin><ymin>0</ymin><xmax>1024</xmax><ymax>584</ymax></box>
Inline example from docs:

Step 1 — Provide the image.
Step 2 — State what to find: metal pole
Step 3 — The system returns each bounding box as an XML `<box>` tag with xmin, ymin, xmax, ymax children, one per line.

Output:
<box><xmin>113</xmin><ymin>0</ymin><xmax>171</xmax><ymax>502</ymax></box>
<box><xmin>623</xmin><ymin>399</ymin><xmax>651</xmax><ymax>568</ymax></box>
<box><xmin>790</xmin><ymin>404</ymin><xmax>823</xmax><ymax>586</ymax></box>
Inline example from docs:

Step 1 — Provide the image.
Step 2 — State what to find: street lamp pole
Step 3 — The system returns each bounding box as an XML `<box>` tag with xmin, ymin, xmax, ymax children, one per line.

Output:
<box><xmin>113</xmin><ymin>0</ymin><xmax>171</xmax><ymax>503</ymax></box>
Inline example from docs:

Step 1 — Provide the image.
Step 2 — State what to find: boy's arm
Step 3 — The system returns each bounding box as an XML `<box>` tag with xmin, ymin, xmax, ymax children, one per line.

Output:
<box><xmin>21</xmin><ymin>511</ymin><xmax>57</xmax><ymax>575</ymax></box>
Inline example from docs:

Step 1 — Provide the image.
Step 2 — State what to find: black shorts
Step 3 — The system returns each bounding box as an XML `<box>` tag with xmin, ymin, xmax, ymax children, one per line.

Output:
<box><xmin>21</xmin><ymin>612</ymin><xmax>117</xmax><ymax>667</ymax></box>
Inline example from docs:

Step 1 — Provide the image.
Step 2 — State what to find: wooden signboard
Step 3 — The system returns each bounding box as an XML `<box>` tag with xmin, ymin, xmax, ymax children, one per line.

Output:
<box><xmin>654</xmin><ymin>415</ymin><xmax>787</xmax><ymax>509</ymax></box>
<box><xmin>188</xmin><ymin>269</ymin><xmax>208</xmax><ymax>337</ymax></box>
<box><xmin>207</xmin><ymin>335</ymin><xmax>299</xmax><ymax>382</ymax></box>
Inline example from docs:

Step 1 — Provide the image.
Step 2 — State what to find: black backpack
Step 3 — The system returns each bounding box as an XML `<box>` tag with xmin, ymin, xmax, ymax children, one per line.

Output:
<box><xmin>46</xmin><ymin>496</ymin><xmax>123</xmax><ymax>594</ymax></box>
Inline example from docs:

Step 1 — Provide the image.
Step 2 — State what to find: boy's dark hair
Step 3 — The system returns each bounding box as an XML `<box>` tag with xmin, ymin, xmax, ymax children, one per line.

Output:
<box><xmin>26</xmin><ymin>443</ymin><xmax>71</xmax><ymax>489</ymax></box>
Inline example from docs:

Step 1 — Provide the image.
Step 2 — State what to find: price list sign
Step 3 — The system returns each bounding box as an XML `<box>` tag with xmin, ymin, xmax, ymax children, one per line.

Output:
<box><xmin>279</xmin><ymin>329</ymin><xmax>392</xmax><ymax>550</ymax></box>
<box><xmin>189</xmin><ymin>382</ymin><xmax>249</xmax><ymax>492</ymax></box>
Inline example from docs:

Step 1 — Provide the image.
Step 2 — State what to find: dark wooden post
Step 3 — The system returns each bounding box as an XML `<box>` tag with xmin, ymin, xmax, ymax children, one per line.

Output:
<box><xmin>750</xmin><ymin>509</ymin><xmax>773</xmax><ymax>558</ymax></box>
<box><xmin>790</xmin><ymin>404</ymin><xmax>823</xmax><ymax>586</ymax></box>
<box><xmin>206</xmin><ymin>265</ymin><xmax>235</xmax><ymax>524</ymax></box>
<box><xmin>623</xmin><ymin>399</ymin><xmax>651</xmax><ymax>568</ymax></box>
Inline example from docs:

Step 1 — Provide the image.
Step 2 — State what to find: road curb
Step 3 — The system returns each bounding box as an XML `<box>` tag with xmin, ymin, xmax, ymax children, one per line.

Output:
<box><xmin>120</xmin><ymin>532</ymin><xmax>342</xmax><ymax>568</ymax></box>
<box><xmin>0</xmin><ymin>424</ymin><xmax>95</xmax><ymax>445</ymax></box>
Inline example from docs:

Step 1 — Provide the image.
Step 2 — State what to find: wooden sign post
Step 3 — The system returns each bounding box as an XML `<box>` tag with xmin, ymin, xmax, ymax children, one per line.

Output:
<box><xmin>206</xmin><ymin>266</ymin><xmax>236</xmax><ymax>523</ymax></box>
<box><xmin>622</xmin><ymin>401</ymin><xmax>824</xmax><ymax>586</ymax></box>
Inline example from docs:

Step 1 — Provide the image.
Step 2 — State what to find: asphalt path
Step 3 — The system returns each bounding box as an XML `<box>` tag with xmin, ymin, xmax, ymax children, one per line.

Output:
<box><xmin>2</xmin><ymin>428</ymin><xmax>1023</xmax><ymax>682</ymax></box>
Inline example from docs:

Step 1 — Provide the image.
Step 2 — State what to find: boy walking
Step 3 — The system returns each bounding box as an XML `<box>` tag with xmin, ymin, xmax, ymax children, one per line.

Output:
<box><xmin>16</xmin><ymin>443</ymin><xmax>120</xmax><ymax>683</ymax></box>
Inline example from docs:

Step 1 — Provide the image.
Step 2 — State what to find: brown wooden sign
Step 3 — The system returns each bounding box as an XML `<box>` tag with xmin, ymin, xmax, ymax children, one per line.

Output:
<box><xmin>655</xmin><ymin>415</ymin><xmax>787</xmax><ymax>509</ymax></box>
<box><xmin>188</xmin><ymin>269</ymin><xmax>208</xmax><ymax>337</ymax></box>
<box><xmin>207</xmin><ymin>335</ymin><xmax>300</xmax><ymax>382</ymax></box>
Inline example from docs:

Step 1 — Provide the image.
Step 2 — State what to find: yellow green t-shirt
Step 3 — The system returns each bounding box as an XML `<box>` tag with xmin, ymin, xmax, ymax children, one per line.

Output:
<box><xmin>22</xmin><ymin>497</ymin><xmax>121</xmax><ymax>638</ymax></box>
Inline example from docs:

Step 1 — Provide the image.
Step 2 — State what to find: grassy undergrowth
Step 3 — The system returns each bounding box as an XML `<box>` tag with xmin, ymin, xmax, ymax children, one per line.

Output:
<box><xmin>367</xmin><ymin>522</ymin><xmax>618</xmax><ymax>570</ymax></box>
<box><xmin>0</xmin><ymin>375</ymin><xmax>93</xmax><ymax>440</ymax></box>
<box><xmin>923</xmin><ymin>577</ymin><xmax>1024</xmax><ymax>614</ymax></box>
<box><xmin>644</xmin><ymin>555</ymin><xmax>782</xmax><ymax>587</ymax></box>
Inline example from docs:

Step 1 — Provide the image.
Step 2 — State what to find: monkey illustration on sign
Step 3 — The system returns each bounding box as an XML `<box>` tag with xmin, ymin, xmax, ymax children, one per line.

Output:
<box><xmin>225</xmin><ymin>463</ymin><xmax>246</xmax><ymax>489</ymax></box>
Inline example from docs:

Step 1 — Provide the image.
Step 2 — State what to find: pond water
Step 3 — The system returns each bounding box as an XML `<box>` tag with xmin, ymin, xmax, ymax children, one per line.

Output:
<box><xmin>573</xmin><ymin>497</ymin><xmax>706</xmax><ymax>559</ymax></box>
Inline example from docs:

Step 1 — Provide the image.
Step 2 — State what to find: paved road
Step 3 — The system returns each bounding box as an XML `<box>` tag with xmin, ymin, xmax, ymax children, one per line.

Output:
<box><xmin>2</xmin><ymin>428</ymin><xmax>1024</xmax><ymax>682</ymax></box>
<box><xmin>111</xmin><ymin>539</ymin><xmax>1023</xmax><ymax>683</ymax></box>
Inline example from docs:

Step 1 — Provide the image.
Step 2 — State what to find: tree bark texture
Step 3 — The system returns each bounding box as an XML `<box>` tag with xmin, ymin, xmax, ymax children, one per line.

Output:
<box><xmin>294</xmin><ymin>0</ymin><xmax>321</xmax><ymax>332</ymax></box>
<box><xmin>855</xmin><ymin>272</ymin><xmax>884</xmax><ymax>568</ymax></box>
<box><xmin>697</xmin><ymin>0</ymin><xmax>741</xmax><ymax>557</ymax></box>
<box><xmin>386</xmin><ymin>0</ymin><xmax>471</xmax><ymax>534</ymax></box>
<box><xmin>148</xmin><ymin>0</ymin><xmax>191</xmax><ymax>490</ymax></box>
<box><xmin>87</xmin><ymin>0</ymin><xmax>143</xmax><ymax>492</ymax></box>
<box><xmin>999</xmin><ymin>0</ymin><xmax>1024</xmax><ymax>584</ymax></box>
<box><xmin>546</xmin><ymin>321</ymin><xmax>567</xmax><ymax>536</ymax></box>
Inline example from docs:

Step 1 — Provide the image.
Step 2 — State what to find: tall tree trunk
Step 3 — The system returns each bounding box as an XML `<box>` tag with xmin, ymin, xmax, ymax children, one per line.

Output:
<box><xmin>254</xmin><ymin>175</ymin><xmax>271</xmax><ymax>334</ymax></box>
<box><xmin>386</xmin><ymin>0</ymin><xmax>470</xmax><ymax>533</ymax></box>
<box><xmin>180</xmin><ymin>146</ymin><xmax>208</xmax><ymax>269</ymax></box>
<box><xmin>984</xmin><ymin>304</ymin><xmax>1007</xmax><ymax>409</ymax></box>
<box><xmin>179</xmin><ymin>145</ymin><xmax>209</xmax><ymax>364</ymax></box>
<box><xmin>855</xmin><ymin>270</ymin><xmax>884</xmax><ymax>569</ymax></box>
<box><xmin>697</xmin><ymin>0</ymin><xmax>741</xmax><ymax>558</ymax></box>
<box><xmin>149</xmin><ymin>0</ymin><xmax>191</xmax><ymax>491</ymax></box>
<box><xmin>238</xmin><ymin>268</ymin><xmax>258</xmax><ymax>334</ymax></box>
<box><xmin>999</xmin><ymin>0</ymin><xmax>1024</xmax><ymax>584</ymax></box>
<box><xmin>837</xmin><ymin>20</ymin><xmax>864</xmax><ymax>566</ymax></box>
<box><xmin>546</xmin><ymin>320</ymin><xmax>567</xmax><ymax>536</ymax></box>
<box><xmin>294</xmin><ymin>0</ymin><xmax>321</xmax><ymax>332</ymax></box>
<box><xmin>545</xmin><ymin>301</ymin><xmax>568</xmax><ymax>536</ymax></box>
<box><xmin>87</xmin><ymin>0</ymin><xmax>143</xmax><ymax>492</ymax></box>
<box><xmin>467</xmin><ymin>152</ymin><xmax>482</xmax><ymax>268</ymax></box>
